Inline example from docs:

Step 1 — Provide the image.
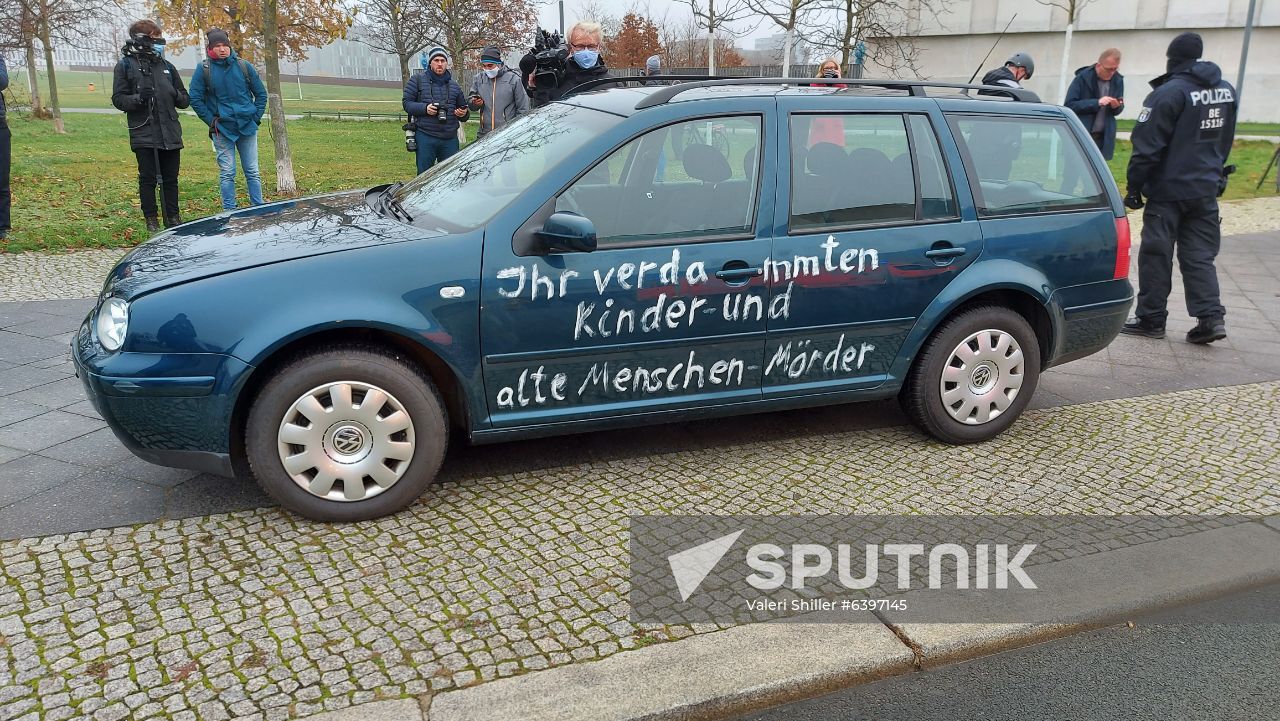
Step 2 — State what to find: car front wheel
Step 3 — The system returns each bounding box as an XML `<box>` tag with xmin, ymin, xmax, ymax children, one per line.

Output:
<box><xmin>245</xmin><ymin>346</ymin><xmax>448</xmax><ymax>521</ymax></box>
<box><xmin>902</xmin><ymin>305</ymin><xmax>1041</xmax><ymax>444</ymax></box>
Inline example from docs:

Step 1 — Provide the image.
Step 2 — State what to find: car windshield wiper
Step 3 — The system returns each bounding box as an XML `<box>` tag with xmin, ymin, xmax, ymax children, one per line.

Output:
<box><xmin>378</xmin><ymin>182</ymin><xmax>415</xmax><ymax>224</ymax></box>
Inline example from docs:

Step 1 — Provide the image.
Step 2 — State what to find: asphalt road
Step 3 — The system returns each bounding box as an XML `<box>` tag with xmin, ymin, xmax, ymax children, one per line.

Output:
<box><xmin>734</xmin><ymin>583</ymin><xmax>1280</xmax><ymax>721</ymax></box>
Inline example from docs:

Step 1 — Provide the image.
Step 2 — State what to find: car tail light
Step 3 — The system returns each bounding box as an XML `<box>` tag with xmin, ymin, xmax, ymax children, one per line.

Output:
<box><xmin>1114</xmin><ymin>216</ymin><xmax>1131</xmax><ymax>280</ymax></box>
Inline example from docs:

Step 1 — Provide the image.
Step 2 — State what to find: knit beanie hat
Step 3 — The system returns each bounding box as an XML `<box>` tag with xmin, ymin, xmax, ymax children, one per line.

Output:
<box><xmin>205</xmin><ymin>28</ymin><xmax>230</xmax><ymax>48</ymax></box>
<box><xmin>428</xmin><ymin>46</ymin><xmax>449</xmax><ymax>63</ymax></box>
<box><xmin>1166</xmin><ymin>32</ymin><xmax>1202</xmax><ymax>61</ymax></box>
<box><xmin>480</xmin><ymin>45</ymin><xmax>502</xmax><ymax>64</ymax></box>
<box><xmin>646</xmin><ymin>55</ymin><xmax>661</xmax><ymax>73</ymax></box>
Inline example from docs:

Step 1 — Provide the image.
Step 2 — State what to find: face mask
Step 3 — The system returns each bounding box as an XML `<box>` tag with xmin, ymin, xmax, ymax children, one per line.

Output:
<box><xmin>573</xmin><ymin>49</ymin><xmax>598</xmax><ymax>69</ymax></box>
<box><xmin>821</xmin><ymin>69</ymin><xmax>838</xmax><ymax>79</ymax></box>
<box><xmin>484</xmin><ymin>67</ymin><xmax>501</xmax><ymax>79</ymax></box>
<box><xmin>153</xmin><ymin>39</ymin><xmax>166</xmax><ymax>58</ymax></box>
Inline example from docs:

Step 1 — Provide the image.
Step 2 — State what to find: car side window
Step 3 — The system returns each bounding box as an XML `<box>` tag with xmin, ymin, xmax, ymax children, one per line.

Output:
<box><xmin>556</xmin><ymin>115</ymin><xmax>762</xmax><ymax>247</ymax></box>
<box><xmin>908</xmin><ymin>115</ymin><xmax>958</xmax><ymax>220</ymax></box>
<box><xmin>789</xmin><ymin>114</ymin><xmax>917</xmax><ymax>232</ymax></box>
<box><xmin>947</xmin><ymin>115</ymin><xmax>1107</xmax><ymax>216</ymax></box>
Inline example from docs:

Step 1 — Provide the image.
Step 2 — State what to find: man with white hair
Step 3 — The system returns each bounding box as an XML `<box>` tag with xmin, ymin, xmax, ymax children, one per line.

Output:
<box><xmin>520</xmin><ymin>21</ymin><xmax>609</xmax><ymax>107</ymax></box>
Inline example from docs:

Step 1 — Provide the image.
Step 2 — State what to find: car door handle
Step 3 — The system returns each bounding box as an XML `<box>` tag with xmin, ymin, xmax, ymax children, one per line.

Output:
<box><xmin>715</xmin><ymin>266</ymin><xmax>764</xmax><ymax>281</ymax></box>
<box><xmin>924</xmin><ymin>246</ymin><xmax>966</xmax><ymax>259</ymax></box>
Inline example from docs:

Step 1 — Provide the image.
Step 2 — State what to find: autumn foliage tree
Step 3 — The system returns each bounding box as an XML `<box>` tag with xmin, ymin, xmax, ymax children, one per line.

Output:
<box><xmin>156</xmin><ymin>0</ymin><xmax>353</xmax><ymax>195</ymax></box>
<box><xmin>421</xmin><ymin>0</ymin><xmax>538</xmax><ymax>77</ymax></box>
<box><xmin>608</xmin><ymin>11</ymin><xmax>661</xmax><ymax>68</ymax></box>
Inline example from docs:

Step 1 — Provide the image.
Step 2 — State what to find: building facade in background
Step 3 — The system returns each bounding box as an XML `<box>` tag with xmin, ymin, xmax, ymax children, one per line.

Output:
<box><xmin>883</xmin><ymin>0</ymin><xmax>1278</xmax><ymax>121</ymax></box>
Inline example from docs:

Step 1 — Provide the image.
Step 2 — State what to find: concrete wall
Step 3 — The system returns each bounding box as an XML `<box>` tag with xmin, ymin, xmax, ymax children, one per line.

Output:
<box><xmin>871</xmin><ymin>0</ymin><xmax>1279</xmax><ymax>121</ymax></box>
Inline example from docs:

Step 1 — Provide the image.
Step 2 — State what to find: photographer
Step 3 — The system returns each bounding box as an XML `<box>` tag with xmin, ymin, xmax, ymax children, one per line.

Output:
<box><xmin>520</xmin><ymin>22</ymin><xmax>609</xmax><ymax>108</ymax></box>
<box><xmin>110</xmin><ymin>19</ymin><xmax>189</xmax><ymax>232</ymax></box>
<box><xmin>403</xmin><ymin>47</ymin><xmax>470</xmax><ymax>173</ymax></box>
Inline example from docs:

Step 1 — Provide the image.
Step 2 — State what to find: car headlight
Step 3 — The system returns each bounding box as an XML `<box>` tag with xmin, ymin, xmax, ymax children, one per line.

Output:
<box><xmin>95</xmin><ymin>297</ymin><xmax>129</xmax><ymax>351</ymax></box>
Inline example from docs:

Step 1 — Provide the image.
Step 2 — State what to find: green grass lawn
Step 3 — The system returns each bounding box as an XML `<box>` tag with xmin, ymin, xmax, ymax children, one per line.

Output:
<box><xmin>1115</xmin><ymin>118</ymin><xmax>1280</xmax><ymax>136</ymax></box>
<box><xmin>3</xmin><ymin>110</ymin><xmax>1276</xmax><ymax>253</ymax></box>
<box><xmin>24</xmin><ymin>70</ymin><xmax>406</xmax><ymax>116</ymax></box>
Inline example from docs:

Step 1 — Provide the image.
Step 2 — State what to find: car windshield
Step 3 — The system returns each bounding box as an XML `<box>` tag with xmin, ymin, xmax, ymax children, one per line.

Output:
<box><xmin>392</xmin><ymin>103</ymin><xmax>621</xmax><ymax>233</ymax></box>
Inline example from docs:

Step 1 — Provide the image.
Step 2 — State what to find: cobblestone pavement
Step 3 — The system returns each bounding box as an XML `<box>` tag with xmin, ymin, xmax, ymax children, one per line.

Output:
<box><xmin>0</xmin><ymin>380</ymin><xmax>1276</xmax><ymax>721</ymax></box>
<box><xmin>1</xmin><ymin>196</ymin><xmax>1276</xmax><ymax>302</ymax></box>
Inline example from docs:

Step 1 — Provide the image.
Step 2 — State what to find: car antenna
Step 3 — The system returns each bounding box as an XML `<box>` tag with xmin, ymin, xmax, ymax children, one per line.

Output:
<box><xmin>968</xmin><ymin>13</ymin><xmax>1018</xmax><ymax>84</ymax></box>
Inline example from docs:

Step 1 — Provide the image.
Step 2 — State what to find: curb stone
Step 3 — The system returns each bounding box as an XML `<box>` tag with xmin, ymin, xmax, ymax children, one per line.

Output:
<box><xmin>291</xmin><ymin>519</ymin><xmax>1280</xmax><ymax>721</ymax></box>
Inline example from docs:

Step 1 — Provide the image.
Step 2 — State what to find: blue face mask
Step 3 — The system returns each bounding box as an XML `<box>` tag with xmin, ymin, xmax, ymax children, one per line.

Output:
<box><xmin>573</xmin><ymin>49</ymin><xmax>598</xmax><ymax>69</ymax></box>
<box><xmin>152</xmin><ymin>38</ymin><xmax>166</xmax><ymax>58</ymax></box>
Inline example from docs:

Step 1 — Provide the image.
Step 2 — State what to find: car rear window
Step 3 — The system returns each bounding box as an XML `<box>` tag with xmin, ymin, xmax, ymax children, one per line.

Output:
<box><xmin>947</xmin><ymin>114</ymin><xmax>1108</xmax><ymax>216</ymax></box>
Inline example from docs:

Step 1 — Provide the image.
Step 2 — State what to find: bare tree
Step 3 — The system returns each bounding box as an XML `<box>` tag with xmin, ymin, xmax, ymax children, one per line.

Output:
<box><xmin>353</xmin><ymin>0</ymin><xmax>438</xmax><ymax>83</ymax></box>
<box><xmin>421</xmin><ymin>0</ymin><xmax>537</xmax><ymax>77</ymax></box>
<box><xmin>26</xmin><ymin>0</ymin><xmax>121</xmax><ymax>133</ymax></box>
<box><xmin>802</xmin><ymin>0</ymin><xmax>949</xmax><ymax>78</ymax></box>
<box><xmin>742</xmin><ymin>0</ymin><xmax>822</xmax><ymax>77</ymax></box>
<box><xmin>678</xmin><ymin>0</ymin><xmax>756</xmax><ymax>74</ymax></box>
<box><xmin>1036</xmin><ymin>0</ymin><xmax>1099</xmax><ymax>101</ymax></box>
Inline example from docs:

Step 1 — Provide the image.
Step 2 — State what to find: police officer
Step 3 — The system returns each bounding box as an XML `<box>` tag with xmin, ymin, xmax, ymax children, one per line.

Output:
<box><xmin>979</xmin><ymin>52</ymin><xmax>1034</xmax><ymax>95</ymax></box>
<box><xmin>1122</xmin><ymin>32</ymin><xmax>1238</xmax><ymax>345</ymax></box>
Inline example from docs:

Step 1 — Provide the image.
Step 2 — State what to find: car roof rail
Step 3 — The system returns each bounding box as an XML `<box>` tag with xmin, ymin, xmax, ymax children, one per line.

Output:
<box><xmin>564</xmin><ymin>75</ymin><xmax>733</xmax><ymax>96</ymax></box>
<box><xmin>626</xmin><ymin>77</ymin><xmax>1041</xmax><ymax>109</ymax></box>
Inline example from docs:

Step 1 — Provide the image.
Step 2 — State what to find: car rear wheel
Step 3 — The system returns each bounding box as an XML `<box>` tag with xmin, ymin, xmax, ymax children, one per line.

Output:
<box><xmin>245</xmin><ymin>346</ymin><xmax>447</xmax><ymax>521</ymax></box>
<box><xmin>902</xmin><ymin>305</ymin><xmax>1040</xmax><ymax>444</ymax></box>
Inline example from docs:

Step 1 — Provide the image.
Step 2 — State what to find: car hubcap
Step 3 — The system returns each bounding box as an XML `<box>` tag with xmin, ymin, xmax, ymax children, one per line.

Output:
<box><xmin>277</xmin><ymin>381</ymin><xmax>415</xmax><ymax>502</ymax></box>
<box><xmin>939</xmin><ymin>329</ymin><xmax>1025</xmax><ymax>425</ymax></box>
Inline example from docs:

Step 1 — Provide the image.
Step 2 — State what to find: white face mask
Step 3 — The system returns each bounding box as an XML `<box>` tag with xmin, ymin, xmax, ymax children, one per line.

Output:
<box><xmin>484</xmin><ymin>67</ymin><xmax>501</xmax><ymax>79</ymax></box>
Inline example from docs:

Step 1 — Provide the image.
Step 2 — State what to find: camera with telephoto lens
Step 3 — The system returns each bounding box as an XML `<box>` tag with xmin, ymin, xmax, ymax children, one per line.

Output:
<box><xmin>435</xmin><ymin>103</ymin><xmax>451</xmax><ymax>124</ymax></box>
<box><xmin>530</xmin><ymin>28</ymin><xmax>568</xmax><ymax>89</ymax></box>
<box><xmin>403</xmin><ymin>122</ymin><xmax>417</xmax><ymax>152</ymax></box>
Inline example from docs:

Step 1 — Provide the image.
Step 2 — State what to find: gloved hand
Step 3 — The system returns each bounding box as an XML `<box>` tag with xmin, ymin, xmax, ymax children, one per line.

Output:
<box><xmin>1124</xmin><ymin>190</ymin><xmax>1144</xmax><ymax>210</ymax></box>
<box><xmin>138</xmin><ymin>86</ymin><xmax>155</xmax><ymax>104</ymax></box>
<box><xmin>1217</xmin><ymin>165</ymin><xmax>1236</xmax><ymax>198</ymax></box>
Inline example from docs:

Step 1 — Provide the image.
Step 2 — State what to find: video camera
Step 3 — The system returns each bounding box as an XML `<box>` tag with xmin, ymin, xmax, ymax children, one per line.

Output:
<box><xmin>122</xmin><ymin>31</ymin><xmax>157</xmax><ymax>59</ymax></box>
<box><xmin>526</xmin><ymin>28</ymin><xmax>568</xmax><ymax>90</ymax></box>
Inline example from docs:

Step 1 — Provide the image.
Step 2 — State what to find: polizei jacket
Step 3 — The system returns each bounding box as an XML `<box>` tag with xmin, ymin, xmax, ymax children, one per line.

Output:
<box><xmin>1128</xmin><ymin>61</ymin><xmax>1238</xmax><ymax>202</ymax></box>
<box><xmin>111</xmin><ymin>49</ymin><xmax>190</xmax><ymax>151</ymax></box>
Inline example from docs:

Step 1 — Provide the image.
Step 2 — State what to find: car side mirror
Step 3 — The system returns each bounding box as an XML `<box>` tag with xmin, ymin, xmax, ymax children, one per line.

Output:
<box><xmin>537</xmin><ymin>211</ymin><xmax>597</xmax><ymax>254</ymax></box>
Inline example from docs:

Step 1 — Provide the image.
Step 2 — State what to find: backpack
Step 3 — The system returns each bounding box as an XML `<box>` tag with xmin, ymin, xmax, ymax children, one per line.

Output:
<box><xmin>201</xmin><ymin>58</ymin><xmax>255</xmax><ymax>103</ymax></box>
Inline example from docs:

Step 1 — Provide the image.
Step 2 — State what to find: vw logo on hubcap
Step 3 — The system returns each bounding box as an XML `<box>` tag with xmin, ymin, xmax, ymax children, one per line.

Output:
<box><xmin>972</xmin><ymin>367</ymin><xmax>992</xmax><ymax>387</ymax></box>
<box><xmin>331</xmin><ymin>425</ymin><xmax>366</xmax><ymax>456</ymax></box>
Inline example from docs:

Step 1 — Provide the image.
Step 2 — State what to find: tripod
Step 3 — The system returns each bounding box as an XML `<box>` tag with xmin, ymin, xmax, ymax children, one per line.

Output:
<box><xmin>1258</xmin><ymin>145</ymin><xmax>1280</xmax><ymax>192</ymax></box>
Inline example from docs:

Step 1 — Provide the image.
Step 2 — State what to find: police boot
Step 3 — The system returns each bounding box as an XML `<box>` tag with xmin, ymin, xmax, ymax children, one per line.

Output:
<box><xmin>145</xmin><ymin>216</ymin><xmax>161</xmax><ymax>233</ymax></box>
<box><xmin>1186</xmin><ymin>319</ymin><xmax>1226</xmax><ymax>345</ymax></box>
<box><xmin>164</xmin><ymin>214</ymin><xmax>182</xmax><ymax>229</ymax></box>
<box><xmin>1121</xmin><ymin>317</ymin><xmax>1165</xmax><ymax>339</ymax></box>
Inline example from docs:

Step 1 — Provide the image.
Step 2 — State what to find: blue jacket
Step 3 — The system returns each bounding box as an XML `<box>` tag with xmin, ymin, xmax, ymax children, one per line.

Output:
<box><xmin>189</xmin><ymin>50</ymin><xmax>268</xmax><ymax>142</ymax></box>
<box><xmin>1064</xmin><ymin>64</ymin><xmax>1124</xmax><ymax>160</ymax></box>
<box><xmin>403</xmin><ymin>69</ymin><xmax>470</xmax><ymax>138</ymax></box>
<box><xmin>0</xmin><ymin>54</ymin><xmax>8</xmax><ymax>119</ymax></box>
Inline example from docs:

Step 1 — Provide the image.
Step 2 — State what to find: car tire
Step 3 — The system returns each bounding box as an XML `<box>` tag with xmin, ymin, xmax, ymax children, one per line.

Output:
<box><xmin>902</xmin><ymin>305</ymin><xmax>1041</xmax><ymax>445</ymax></box>
<box><xmin>245</xmin><ymin>346</ymin><xmax>448</xmax><ymax>522</ymax></box>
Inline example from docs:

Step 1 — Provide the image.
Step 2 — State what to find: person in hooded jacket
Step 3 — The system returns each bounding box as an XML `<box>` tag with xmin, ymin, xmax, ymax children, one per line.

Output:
<box><xmin>468</xmin><ymin>45</ymin><xmax>529</xmax><ymax>140</ymax></box>
<box><xmin>1064</xmin><ymin>48</ymin><xmax>1124</xmax><ymax>159</ymax></box>
<box><xmin>111</xmin><ymin>19</ymin><xmax>189</xmax><ymax>232</ymax></box>
<box><xmin>520</xmin><ymin>22</ymin><xmax>609</xmax><ymax>108</ymax></box>
<box><xmin>1122</xmin><ymin>32</ymin><xmax>1238</xmax><ymax>346</ymax></box>
<box><xmin>404</xmin><ymin>47</ymin><xmax>471</xmax><ymax>173</ymax></box>
<box><xmin>188</xmin><ymin>28</ymin><xmax>269</xmax><ymax>210</ymax></box>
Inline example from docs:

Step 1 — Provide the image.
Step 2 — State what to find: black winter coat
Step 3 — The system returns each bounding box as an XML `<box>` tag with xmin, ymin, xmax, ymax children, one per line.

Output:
<box><xmin>111</xmin><ymin>51</ymin><xmax>189</xmax><ymax>151</ymax></box>
<box><xmin>1127</xmin><ymin>61</ymin><xmax>1238</xmax><ymax>202</ymax></box>
<box><xmin>1064</xmin><ymin>65</ymin><xmax>1124</xmax><ymax>159</ymax></box>
<box><xmin>402</xmin><ymin>70</ymin><xmax>470</xmax><ymax>139</ymax></box>
<box><xmin>521</xmin><ymin>55</ymin><xmax>608</xmax><ymax>107</ymax></box>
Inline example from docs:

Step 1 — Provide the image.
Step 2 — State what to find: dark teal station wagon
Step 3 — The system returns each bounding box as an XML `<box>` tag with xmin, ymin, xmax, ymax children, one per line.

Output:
<box><xmin>74</xmin><ymin>78</ymin><xmax>1133</xmax><ymax>521</ymax></box>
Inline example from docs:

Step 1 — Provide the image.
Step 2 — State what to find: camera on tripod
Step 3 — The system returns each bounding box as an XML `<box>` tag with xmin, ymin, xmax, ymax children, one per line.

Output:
<box><xmin>529</xmin><ymin>28</ymin><xmax>568</xmax><ymax>89</ymax></box>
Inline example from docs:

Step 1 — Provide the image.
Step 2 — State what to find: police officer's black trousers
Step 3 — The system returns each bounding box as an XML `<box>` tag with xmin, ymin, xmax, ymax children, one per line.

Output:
<box><xmin>1135</xmin><ymin>197</ymin><xmax>1225</xmax><ymax>325</ymax></box>
<box><xmin>134</xmin><ymin>148</ymin><xmax>181</xmax><ymax>221</ymax></box>
<box><xmin>0</xmin><ymin>119</ymin><xmax>10</xmax><ymax>232</ymax></box>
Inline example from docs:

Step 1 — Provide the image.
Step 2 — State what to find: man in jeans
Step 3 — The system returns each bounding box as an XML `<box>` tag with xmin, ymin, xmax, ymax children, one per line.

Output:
<box><xmin>189</xmin><ymin>29</ymin><xmax>268</xmax><ymax>209</ymax></box>
<box><xmin>403</xmin><ymin>47</ymin><xmax>470</xmax><ymax>173</ymax></box>
<box><xmin>0</xmin><ymin>52</ymin><xmax>10</xmax><ymax>241</ymax></box>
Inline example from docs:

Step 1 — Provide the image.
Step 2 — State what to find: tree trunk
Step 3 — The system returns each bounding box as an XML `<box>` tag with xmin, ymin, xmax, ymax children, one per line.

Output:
<box><xmin>782</xmin><ymin>25</ymin><xmax>793</xmax><ymax>78</ymax></box>
<box><xmin>38</xmin><ymin>23</ymin><xmax>63</xmax><ymax>133</ymax></box>
<box><xmin>262</xmin><ymin>0</ymin><xmax>297</xmax><ymax>194</ymax></box>
<box><xmin>398</xmin><ymin>54</ymin><xmax>410</xmax><ymax>84</ymax></box>
<box><xmin>707</xmin><ymin>0</ymin><xmax>716</xmax><ymax>74</ymax></box>
<box><xmin>1056</xmin><ymin>21</ymin><xmax>1074</xmax><ymax>103</ymax></box>
<box><xmin>25</xmin><ymin>42</ymin><xmax>45</xmax><ymax>118</ymax></box>
<box><xmin>841</xmin><ymin>0</ymin><xmax>855</xmax><ymax>76</ymax></box>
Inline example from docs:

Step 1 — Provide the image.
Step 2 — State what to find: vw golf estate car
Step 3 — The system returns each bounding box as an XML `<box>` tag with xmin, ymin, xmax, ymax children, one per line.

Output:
<box><xmin>75</xmin><ymin>78</ymin><xmax>1133</xmax><ymax>521</ymax></box>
